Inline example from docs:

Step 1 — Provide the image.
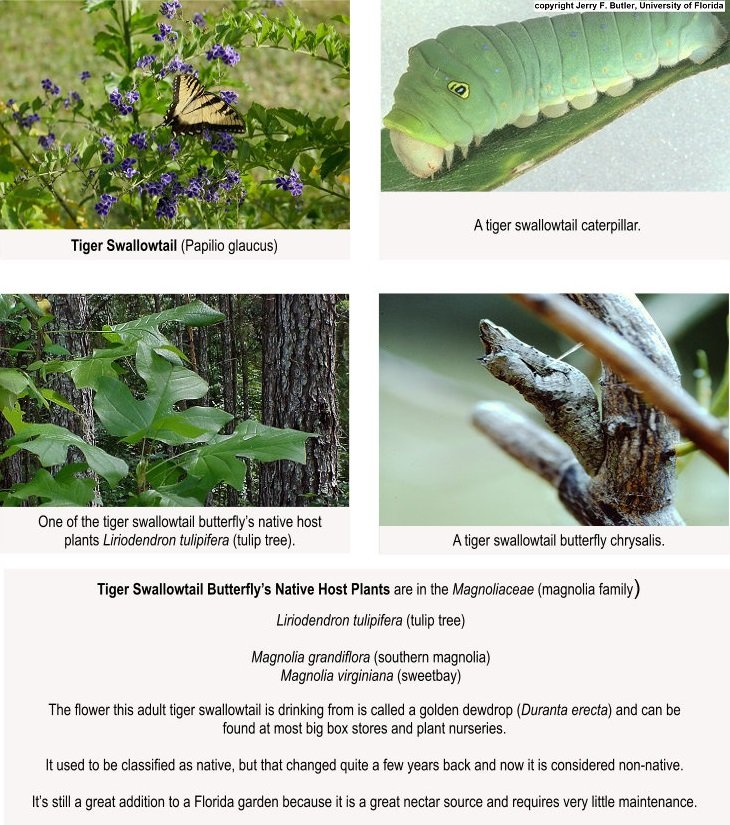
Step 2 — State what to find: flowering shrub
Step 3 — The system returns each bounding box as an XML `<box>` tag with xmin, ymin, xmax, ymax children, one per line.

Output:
<box><xmin>0</xmin><ymin>0</ymin><xmax>349</xmax><ymax>229</ymax></box>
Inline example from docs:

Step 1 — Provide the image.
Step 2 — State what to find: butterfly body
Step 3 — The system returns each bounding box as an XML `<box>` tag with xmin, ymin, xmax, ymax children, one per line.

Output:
<box><xmin>162</xmin><ymin>73</ymin><xmax>246</xmax><ymax>134</ymax></box>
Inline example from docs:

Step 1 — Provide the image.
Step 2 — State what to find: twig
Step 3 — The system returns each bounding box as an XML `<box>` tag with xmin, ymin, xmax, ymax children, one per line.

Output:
<box><xmin>472</xmin><ymin>401</ymin><xmax>579</xmax><ymax>486</ymax></box>
<box><xmin>472</xmin><ymin>401</ymin><xmax>683</xmax><ymax>525</ymax></box>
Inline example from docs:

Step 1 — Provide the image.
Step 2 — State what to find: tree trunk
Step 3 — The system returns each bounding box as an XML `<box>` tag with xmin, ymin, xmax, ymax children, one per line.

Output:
<box><xmin>46</xmin><ymin>295</ymin><xmax>98</xmax><ymax>502</ymax></box>
<box><xmin>259</xmin><ymin>295</ymin><xmax>339</xmax><ymax>506</ymax></box>
<box><xmin>218</xmin><ymin>294</ymin><xmax>240</xmax><ymax>505</ymax></box>
<box><xmin>47</xmin><ymin>294</ymin><xmax>96</xmax><ymax>448</ymax></box>
<box><xmin>238</xmin><ymin>296</ymin><xmax>254</xmax><ymax>504</ymax></box>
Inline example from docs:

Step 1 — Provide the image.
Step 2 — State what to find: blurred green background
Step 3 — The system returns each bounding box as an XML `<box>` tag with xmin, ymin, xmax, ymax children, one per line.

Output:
<box><xmin>380</xmin><ymin>294</ymin><xmax>729</xmax><ymax>526</ymax></box>
<box><xmin>0</xmin><ymin>1</ymin><xmax>349</xmax><ymax>125</ymax></box>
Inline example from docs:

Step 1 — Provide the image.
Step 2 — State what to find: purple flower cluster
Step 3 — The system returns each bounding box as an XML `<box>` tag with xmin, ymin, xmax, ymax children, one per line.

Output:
<box><xmin>63</xmin><ymin>91</ymin><xmax>81</xmax><ymax>109</ymax></box>
<box><xmin>120</xmin><ymin>157</ymin><xmax>138</xmax><ymax>178</ymax></box>
<box><xmin>159</xmin><ymin>1</ymin><xmax>181</xmax><ymax>18</ymax></box>
<box><xmin>137</xmin><ymin>54</ymin><xmax>156</xmax><ymax>70</ymax></box>
<box><xmin>153</xmin><ymin>22</ymin><xmax>177</xmax><ymax>42</ymax></box>
<box><xmin>79</xmin><ymin>70</ymin><xmax>91</xmax><ymax>82</ymax></box>
<box><xmin>140</xmin><ymin>165</ymin><xmax>246</xmax><ymax>221</ymax></box>
<box><xmin>109</xmin><ymin>88</ymin><xmax>139</xmax><ymax>116</ymax></box>
<box><xmin>221</xmin><ymin>168</ymin><xmax>241</xmax><ymax>190</ymax></box>
<box><xmin>63</xmin><ymin>144</ymin><xmax>80</xmax><ymax>164</ymax></box>
<box><xmin>140</xmin><ymin>171</ymin><xmax>179</xmax><ymax>199</ymax></box>
<box><xmin>38</xmin><ymin>133</ymin><xmax>55</xmax><ymax>150</ymax></box>
<box><xmin>192</xmin><ymin>12</ymin><xmax>206</xmax><ymax>28</ymax></box>
<box><xmin>159</xmin><ymin>55</ymin><xmax>193</xmax><ymax>77</ymax></box>
<box><xmin>275</xmin><ymin>168</ymin><xmax>303</xmax><ymax>197</ymax></box>
<box><xmin>129</xmin><ymin>132</ymin><xmax>148</xmax><ymax>150</ymax></box>
<box><xmin>41</xmin><ymin>78</ymin><xmax>61</xmax><ymax>96</ymax></box>
<box><xmin>206</xmin><ymin>43</ymin><xmax>240</xmax><ymax>65</ymax></box>
<box><xmin>206</xmin><ymin>131</ymin><xmax>236</xmax><ymax>154</ymax></box>
<box><xmin>156</xmin><ymin>196</ymin><xmax>178</xmax><ymax>220</ymax></box>
<box><xmin>219</xmin><ymin>90</ymin><xmax>238</xmax><ymax>104</ymax></box>
<box><xmin>13</xmin><ymin>111</ymin><xmax>40</xmax><ymax>128</ymax></box>
<box><xmin>94</xmin><ymin>193</ymin><xmax>118</xmax><ymax>218</ymax></box>
<box><xmin>100</xmin><ymin>135</ymin><xmax>115</xmax><ymax>164</ymax></box>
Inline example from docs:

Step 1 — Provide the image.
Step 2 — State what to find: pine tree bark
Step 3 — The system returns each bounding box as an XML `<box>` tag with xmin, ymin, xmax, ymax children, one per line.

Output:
<box><xmin>259</xmin><ymin>295</ymin><xmax>339</xmax><ymax>506</ymax></box>
<box><xmin>189</xmin><ymin>293</ymin><xmax>211</xmax><ymax>406</ymax></box>
<box><xmin>218</xmin><ymin>294</ymin><xmax>240</xmax><ymax>505</ymax></box>
<box><xmin>47</xmin><ymin>294</ymin><xmax>96</xmax><ymax>449</ymax></box>
<box><xmin>237</xmin><ymin>296</ymin><xmax>254</xmax><ymax>504</ymax></box>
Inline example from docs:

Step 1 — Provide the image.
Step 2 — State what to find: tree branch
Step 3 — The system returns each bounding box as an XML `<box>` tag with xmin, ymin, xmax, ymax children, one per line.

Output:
<box><xmin>514</xmin><ymin>294</ymin><xmax>728</xmax><ymax>472</ymax></box>
<box><xmin>479</xmin><ymin>320</ymin><xmax>604</xmax><ymax>474</ymax></box>
<box><xmin>474</xmin><ymin>294</ymin><xmax>696</xmax><ymax>525</ymax></box>
<box><xmin>472</xmin><ymin>401</ymin><xmax>580</xmax><ymax>486</ymax></box>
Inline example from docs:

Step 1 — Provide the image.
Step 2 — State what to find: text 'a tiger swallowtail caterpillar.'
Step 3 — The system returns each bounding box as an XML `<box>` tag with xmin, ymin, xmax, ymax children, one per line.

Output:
<box><xmin>162</xmin><ymin>74</ymin><xmax>246</xmax><ymax>135</ymax></box>
<box><xmin>384</xmin><ymin>12</ymin><xmax>727</xmax><ymax>178</ymax></box>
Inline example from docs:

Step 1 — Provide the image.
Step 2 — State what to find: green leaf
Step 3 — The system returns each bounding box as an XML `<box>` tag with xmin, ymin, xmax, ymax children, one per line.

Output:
<box><xmin>320</xmin><ymin>148</ymin><xmax>349</xmax><ymax>180</ymax></box>
<box><xmin>135</xmin><ymin>421</ymin><xmax>316</xmax><ymax>505</ymax></box>
<box><xmin>93</xmin><ymin>347</ymin><xmax>209</xmax><ymax>444</ymax></box>
<box><xmin>182</xmin><ymin>420</ymin><xmax>315</xmax><ymax>487</ymax></box>
<box><xmin>103</xmin><ymin>299</ymin><xmax>225</xmax><ymax>348</ymax></box>
<box><xmin>0</xmin><ymin>368</ymin><xmax>31</xmax><ymax>409</ymax></box>
<box><xmin>153</xmin><ymin>406</ymin><xmax>233</xmax><ymax>446</ymax></box>
<box><xmin>39</xmin><ymin>389</ymin><xmax>79</xmax><ymax>414</ymax></box>
<box><xmin>83</xmin><ymin>0</ymin><xmax>117</xmax><ymax>13</ymax></box>
<box><xmin>381</xmin><ymin>20</ymin><xmax>730</xmax><ymax>193</ymax></box>
<box><xmin>64</xmin><ymin>352</ymin><xmax>124</xmax><ymax>389</ymax></box>
<box><xmin>2</xmin><ymin>405</ymin><xmax>128</xmax><ymax>487</ymax></box>
<box><xmin>0</xmin><ymin>368</ymin><xmax>47</xmax><ymax>410</ymax></box>
<box><xmin>6</xmin><ymin>467</ymin><xmax>95</xmax><ymax>507</ymax></box>
<box><xmin>130</xmin><ymin>488</ymin><xmax>204</xmax><ymax>507</ymax></box>
<box><xmin>44</xmin><ymin>343</ymin><xmax>72</xmax><ymax>357</ymax></box>
<box><xmin>17</xmin><ymin>294</ymin><xmax>44</xmax><ymax>317</ymax></box>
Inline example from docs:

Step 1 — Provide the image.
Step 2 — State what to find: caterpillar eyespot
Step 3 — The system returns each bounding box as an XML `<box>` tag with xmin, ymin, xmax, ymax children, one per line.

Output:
<box><xmin>448</xmin><ymin>81</ymin><xmax>470</xmax><ymax>99</ymax></box>
<box><xmin>384</xmin><ymin>11</ymin><xmax>727</xmax><ymax>179</ymax></box>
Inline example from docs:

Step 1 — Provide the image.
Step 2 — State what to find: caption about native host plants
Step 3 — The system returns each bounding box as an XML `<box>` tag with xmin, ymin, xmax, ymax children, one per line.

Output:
<box><xmin>6</xmin><ymin>570</ymin><xmax>728</xmax><ymax>821</ymax></box>
<box><xmin>23</xmin><ymin>511</ymin><xmax>347</xmax><ymax>553</ymax></box>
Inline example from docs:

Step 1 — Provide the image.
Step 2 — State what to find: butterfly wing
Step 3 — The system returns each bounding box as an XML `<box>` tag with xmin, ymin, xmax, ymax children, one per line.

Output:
<box><xmin>162</xmin><ymin>74</ymin><xmax>246</xmax><ymax>134</ymax></box>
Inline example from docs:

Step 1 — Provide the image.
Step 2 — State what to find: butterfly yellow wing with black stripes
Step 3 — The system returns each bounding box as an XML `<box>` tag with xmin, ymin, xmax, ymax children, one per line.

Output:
<box><xmin>161</xmin><ymin>74</ymin><xmax>246</xmax><ymax>134</ymax></box>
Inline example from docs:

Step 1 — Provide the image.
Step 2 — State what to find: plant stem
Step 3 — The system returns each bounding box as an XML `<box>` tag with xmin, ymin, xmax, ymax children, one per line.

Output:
<box><xmin>0</xmin><ymin>121</ymin><xmax>78</xmax><ymax>226</ymax></box>
<box><xmin>120</xmin><ymin>0</ymin><xmax>134</xmax><ymax>73</ymax></box>
<box><xmin>253</xmin><ymin>43</ymin><xmax>347</xmax><ymax>71</ymax></box>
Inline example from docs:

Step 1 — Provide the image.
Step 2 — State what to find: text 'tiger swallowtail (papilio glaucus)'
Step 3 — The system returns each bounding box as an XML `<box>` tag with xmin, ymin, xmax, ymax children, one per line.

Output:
<box><xmin>384</xmin><ymin>12</ymin><xmax>727</xmax><ymax>178</ymax></box>
<box><xmin>161</xmin><ymin>73</ymin><xmax>247</xmax><ymax>134</ymax></box>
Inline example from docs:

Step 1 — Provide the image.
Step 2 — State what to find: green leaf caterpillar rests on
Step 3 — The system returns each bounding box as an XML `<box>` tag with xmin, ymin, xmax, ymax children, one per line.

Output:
<box><xmin>384</xmin><ymin>12</ymin><xmax>727</xmax><ymax>178</ymax></box>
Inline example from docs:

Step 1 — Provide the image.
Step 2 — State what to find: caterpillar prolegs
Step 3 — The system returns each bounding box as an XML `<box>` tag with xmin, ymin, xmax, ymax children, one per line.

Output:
<box><xmin>384</xmin><ymin>12</ymin><xmax>727</xmax><ymax>178</ymax></box>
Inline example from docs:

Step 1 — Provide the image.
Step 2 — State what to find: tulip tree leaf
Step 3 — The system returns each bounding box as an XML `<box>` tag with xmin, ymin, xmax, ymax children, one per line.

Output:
<box><xmin>93</xmin><ymin>346</ymin><xmax>210</xmax><ymax>444</ymax></box>
<box><xmin>1</xmin><ymin>406</ymin><xmax>127</xmax><ymax>487</ymax></box>
<box><xmin>6</xmin><ymin>467</ymin><xmax>95</xmax><ymax>507</ymax></box>
<box><xmin>102</xmin><ymin>299</ymin><xmax>225</xmax><ymax>348</ymax></box>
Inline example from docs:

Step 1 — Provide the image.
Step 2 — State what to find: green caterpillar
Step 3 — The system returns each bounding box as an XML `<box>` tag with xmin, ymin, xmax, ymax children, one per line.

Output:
<box><xmin>384</xmin><ymin>12</ymin><xmax>727</xmax><ymax>178</ymax></box>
